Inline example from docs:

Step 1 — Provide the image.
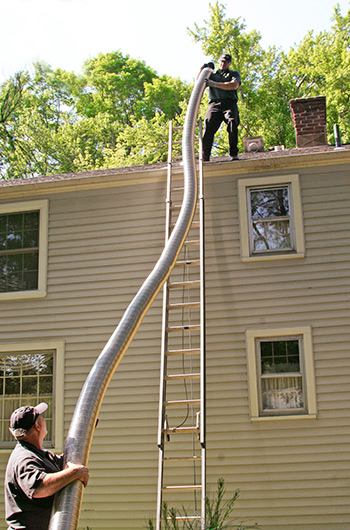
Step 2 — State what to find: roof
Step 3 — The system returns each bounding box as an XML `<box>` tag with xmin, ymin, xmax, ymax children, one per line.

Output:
<box><xmin>0</xmin><ymin>144</ymin><xmax>349</xmax><ymax>191</ymax></box>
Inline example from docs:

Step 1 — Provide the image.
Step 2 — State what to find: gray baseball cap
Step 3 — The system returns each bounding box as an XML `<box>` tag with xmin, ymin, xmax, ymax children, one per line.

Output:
<box><xmin>9</xmin><ymin>402</ymin><xmax>48</xmax><ymax>439</ymax></box>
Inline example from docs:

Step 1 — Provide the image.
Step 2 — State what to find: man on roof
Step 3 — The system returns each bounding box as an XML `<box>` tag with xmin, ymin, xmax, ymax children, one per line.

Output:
<box><xmin>199</xmin><ymin>53</ymin><xmax>241</xmax><ymax>162</ymax></box>
<box><xmin>4</xmin><ymin>403</ymin><xmax>89</xmax><ymax>530</ymax></box>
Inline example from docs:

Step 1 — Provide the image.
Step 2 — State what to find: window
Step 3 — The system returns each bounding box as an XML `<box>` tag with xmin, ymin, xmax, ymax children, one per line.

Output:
<box><xmin>249</xmin><ymin>185</ymin><xmax>292</xmax><ymax>253</ymax></box>
<box><xmin>0</xmin><ymin>200</ymin><xmax>48</xmax><ymax>300</ymax></box>
<box><xmin>0</xmin><ymin>341</ymin><xmax>64</xmax><ymax>450</ymax></box>
<box><xmin>246</xmin><ymin>327</ymin><xmax>317</xmax><ymax>421</ymax></box>
<box><xmin>238</xmin><ymin>175</ymin><xmax>305</xmax><ymax>261</ymax></box>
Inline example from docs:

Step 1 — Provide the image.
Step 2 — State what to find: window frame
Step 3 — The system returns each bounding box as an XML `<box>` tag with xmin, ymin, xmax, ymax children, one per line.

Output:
<box><xmin>238</xmin><ymin>175</ymin><xmax>305</xmax><ymax>262</ymax></box>
<box><xmin>0</xmin><ymin>340</ymin><xmax>64</xmax><ymax>451</ymax></box>
<box><xmin>0</xmin><ymin>200</ymin><xmax>48</xmax><ymax>300</ymax></box>
<box><xmin>246</xmin><ymin>327</ymin><xmax>317</xmax><ymax>421</ymax></box>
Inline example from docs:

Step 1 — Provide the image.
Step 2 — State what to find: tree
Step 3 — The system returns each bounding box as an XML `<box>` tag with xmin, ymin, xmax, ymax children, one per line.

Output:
<box><xmin>77</xmin><ymin>51</ymin><xmax>156</xmax><ymax>126</ymax></box>
<box><xmin>189</xmin><ymin>1</ymin><xmax>350</xmax><ymax>150</ymax></box>
<box><xmin>0</xmin><ymin>52</ymin><xmax>191</xmax><ymax>178</ymax></box>
<box><xmin>0</xmin><ymin>63</ymin><xmax>82</xmax><ymax>178</ymax></box>
<box><xmin>188</xmin><ymin>1</ymin><xmax>266</xmax><ymax>153</ymax></box>
<box><xmin>0</xmin><ymin>72</ymin><xmax>31</xmax><ymax>178</ymax></box>
<box><xmin>285</xmin><ymin>5</ymin><xmax>350</xmax><ymax>143</ymax></box>
<box><xmin>1</xmin><ymin>4</ymin><xmax>349</xmax><ymax>179</ymax></box>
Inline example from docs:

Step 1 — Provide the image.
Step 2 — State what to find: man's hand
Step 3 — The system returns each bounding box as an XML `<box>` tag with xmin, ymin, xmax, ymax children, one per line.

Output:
<box><xmin>33</xmin><ymin>461</ymin><xmax>89</xmax><ymax>498</ymax></box>
<box><xmin>67</xmin><ymin>461</ymin><xmax>89</xmax><ymax>487</ymax></box>
<box><xmin>205</xmin><ymin>78</ymin><xmax>217</xmax><ymax>88</ymax></box>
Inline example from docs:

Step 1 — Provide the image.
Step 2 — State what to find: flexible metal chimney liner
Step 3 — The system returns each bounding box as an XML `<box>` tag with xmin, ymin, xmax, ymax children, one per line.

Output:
<box><xmin>49</xmin><ymin>68</ymin><xmax>210</xmax><ymax>530</ymax></box>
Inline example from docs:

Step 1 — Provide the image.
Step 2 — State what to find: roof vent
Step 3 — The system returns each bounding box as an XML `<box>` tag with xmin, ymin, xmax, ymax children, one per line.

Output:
<box><xmin>243</xmin><ymin>136</ymin><xmax>264</xmax><ymax>153</ymax></box>
<box><xmin>334</xmin><ymin>124</ymin><xmax>346</xmax><ymax>151</ymax></box>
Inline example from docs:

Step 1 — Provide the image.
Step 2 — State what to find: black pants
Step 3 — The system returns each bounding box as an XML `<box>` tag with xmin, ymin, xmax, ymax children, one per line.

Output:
<box><xmin>202</xmin><ymin>100</ymin><xmax>239</xmax><ymax>160</ymax></box>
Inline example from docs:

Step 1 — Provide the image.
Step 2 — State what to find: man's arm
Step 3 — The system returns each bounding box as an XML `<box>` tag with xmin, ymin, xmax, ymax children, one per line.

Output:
<box><xmin>33</xmin><ymin>461</ymin><xmax>89</xmax><ymax>498</ymax></box>
<box><xmin>206</xmin><ymin>78</ymin><xmax>240</xmax><ymax>90</ymax></box>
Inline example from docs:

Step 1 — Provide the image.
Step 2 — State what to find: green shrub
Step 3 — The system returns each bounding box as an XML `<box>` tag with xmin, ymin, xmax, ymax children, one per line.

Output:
<box><xmin>147</xmin><ymin>478</ymin><xmax>256</xmax><ymax>530</ymax></box>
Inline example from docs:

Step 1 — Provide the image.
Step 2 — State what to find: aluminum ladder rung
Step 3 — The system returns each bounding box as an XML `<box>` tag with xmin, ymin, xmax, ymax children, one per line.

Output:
<box><xmin>163</xmin><ymin>456</ymin><xmax>201</xmax><ymax>462</ymax></box>
<box><xmin>165</xmin><ymin>399</ymin><xmax>201</xmax><ymax>407</ymax></box>
<box><xmin>173</xmin><ymin>124</ymin><xmax>200</xmax><ymax>131</ymax></box>
<box><xmin>174</xmin><ymin>259</ymin><xmax>200</xmax><ymax>267</ymax></box>
<box><xmin>165</xmin><ymin>516</ymin><xmax>202</xmax><ymax>521</ymax></box>
<box><xmin>164</xmin><ymin>426</ymin><xmax>199</xmax><ymax>434</ymax></box>
<box><xmin>167</xmin><ymin>515</ymin><xmax>202</xmax><ymax>521</ymax></box>
<box><xmin>166</xmin><ymin>348</ymin><xmax>201</xmax><ymax>356</ymax></box>
<box><xmin>168</xmin><ymin>280</ymin><xmax>200</xmax><ymax>289</ymax></box>
<box><xmin>166</xmin><ymin>324</ymin><xmax>200</xmax><ymax>333</ymax></box>
<box><xmin>165</xmin><ymin>373</ymin><xmax>200</xmax><ymax>381</ymax></box>
<box><xmin>163</xmin><ymin>485</ymin><xmax>202</xmax><ymax>491</ymax></box>
<box><xmin>173</xmin><ymin>517</ymin><xmax>201</xmax><ymax>521</ymax></box>
<box><xmin>184</xmin><ymin>239</ymin><xmax>200</xmax><ymax>247</ymax></box>
<box><xmin>167</xmin><ymin>301</ymin><xmax>200</xmax><ymax>310</ymax></box>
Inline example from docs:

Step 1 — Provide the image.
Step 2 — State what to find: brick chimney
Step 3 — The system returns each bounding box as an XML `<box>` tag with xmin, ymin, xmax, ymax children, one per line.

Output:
<box><xmin>289</xmin><ymin>96</ymin><xmax>327</xmax><ymax>148</ymax></box>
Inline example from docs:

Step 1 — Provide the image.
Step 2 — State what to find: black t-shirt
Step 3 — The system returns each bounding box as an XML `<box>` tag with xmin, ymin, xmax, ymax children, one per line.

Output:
<box><xmin>5</xmin><ymin>441</ymin><xmax>63</xmax><ymax>530</ymax></box>
<box><xmin>208</xmin><ymin>68</ymin><xmax>241</xmax><ymax>103</ymax></box>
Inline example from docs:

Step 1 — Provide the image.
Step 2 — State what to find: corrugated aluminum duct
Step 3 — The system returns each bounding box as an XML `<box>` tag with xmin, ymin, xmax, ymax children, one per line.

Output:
<box><xmin>49</xmin><ymin>67</ymin><xmax>210</xmax><ymax>530</ymax></box>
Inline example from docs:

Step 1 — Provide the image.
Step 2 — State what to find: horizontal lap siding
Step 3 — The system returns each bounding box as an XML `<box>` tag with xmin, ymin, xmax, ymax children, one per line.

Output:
<box><xmin>0</xmin><ymin>180</ymin><xmax>166</xmax><ymax>530</ymax></box>
<box><xmin>0</xmin><ymin>162</ymin><xmax>349</xmax><ymax>530</ymax></box>
<box><xmin>54</xmin><ymin>183</ymin><xmax>164</xmax><ymax>530</ymax></box>
<box><xmin>203</xmin><ymin>166</ymin><xmax>350</xmax><ymax>530</ymax></box>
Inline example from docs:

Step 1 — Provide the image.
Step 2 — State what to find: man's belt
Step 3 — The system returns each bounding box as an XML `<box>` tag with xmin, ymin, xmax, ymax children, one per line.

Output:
<box><xmin>209</xmin><ymin>99</ymin><xmax>235</xmax><ymax>104</ymax></box>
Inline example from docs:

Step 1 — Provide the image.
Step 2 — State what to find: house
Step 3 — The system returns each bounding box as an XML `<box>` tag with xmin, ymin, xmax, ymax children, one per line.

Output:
<box><xmin>0</xmin><ymin>98</ymin><xmax>349</xmax><ymax>530</ymax></box>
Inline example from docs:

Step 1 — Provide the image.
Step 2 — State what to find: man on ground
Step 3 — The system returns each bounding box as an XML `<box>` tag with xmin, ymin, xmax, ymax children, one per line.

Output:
<box><xmin>5</xmin><ymin>403</ymin><xmax>89</xmax><ymax>530</ymax></box>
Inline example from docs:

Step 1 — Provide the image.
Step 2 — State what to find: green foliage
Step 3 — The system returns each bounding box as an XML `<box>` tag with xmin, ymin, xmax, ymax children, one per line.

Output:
<box><xmin>146</xmin><ymin>478</ymin><xmax>256</xmax><ymax>530</ymax></box>
<box><xmin>0</xmin><ymin>51</ymin><xmax>188</xmax><ymax>178</ymax></box>
<box><xmin>1</xmin><ymin>2</ymin><xmax>349</xmax><ymax>179</ymax></box>
<box><xmin>284</xmin><ymin>5</ymin><xmax>350</xmax><ymax>143</ymax></box>
<box><xmin>188</xmin><ymin>1</ymin><xmax>265</xmax><ymax>146</ymax></box>
<box><xmin>189</xmin><ymin>1</ymin><xmax>350</xmax><ymax>153</ymax></box>
<box><xmin>78</xmin><ymin>51</ymin><xmax>156</xmax><ymax>125</ymax></box>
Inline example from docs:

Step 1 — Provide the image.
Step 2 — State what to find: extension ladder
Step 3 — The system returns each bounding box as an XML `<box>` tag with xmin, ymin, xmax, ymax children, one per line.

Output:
<box><xmin>156</xmin><ymin>120</ymin><xmax>206</xmax><ymax>530</ymax></box>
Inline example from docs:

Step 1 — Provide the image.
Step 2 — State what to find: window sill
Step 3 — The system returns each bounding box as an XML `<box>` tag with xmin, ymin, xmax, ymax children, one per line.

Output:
<box><xmin>0</xmin><ymin>290</ymin><xmax>47</xmax><ymax>301</ymax></box>
<box><xmin>242</xmin><ymin>251</ymin><xmax>305</xmax><ymax>262</ymax></box>
<box><xmin>251</xmin><ymin>414</ymin><xmax>317</xmax><ymax>422</ymax></box>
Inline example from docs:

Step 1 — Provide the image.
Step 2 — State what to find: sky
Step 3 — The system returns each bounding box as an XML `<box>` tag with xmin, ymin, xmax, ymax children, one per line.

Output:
<box><xmin>0</xmin><ymin>0</ymin><xmax>349</xmax><ymax>84</ymax></box>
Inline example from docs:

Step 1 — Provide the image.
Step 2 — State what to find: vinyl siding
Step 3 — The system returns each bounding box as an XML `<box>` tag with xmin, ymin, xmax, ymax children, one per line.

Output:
<box><xmin>0</xmin><ymin>157</ymin><xmax>349</xmax><ymax>530</ymax></box>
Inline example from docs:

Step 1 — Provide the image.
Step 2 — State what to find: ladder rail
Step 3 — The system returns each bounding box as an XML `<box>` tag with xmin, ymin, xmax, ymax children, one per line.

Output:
<box><xmin>156</xmin><ymin>117</ymin><xmax>206</xmax><ymax>530</ymax></box>
<box><xmin>199</xmin><ymin>118</ymin><xmax>206</xmax><ymax>520</ymax></box>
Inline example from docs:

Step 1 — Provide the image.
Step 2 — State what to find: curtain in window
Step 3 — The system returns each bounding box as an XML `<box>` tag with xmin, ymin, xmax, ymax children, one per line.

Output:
<box><xmin>0</xmin><ymin>353</ymin><xmax>53</xmax><ymax>443</ymax></box>
<box><xmin>261</xmin><ymin>375</ymin><xmax>304</xmax><ymax>410</ymax></box>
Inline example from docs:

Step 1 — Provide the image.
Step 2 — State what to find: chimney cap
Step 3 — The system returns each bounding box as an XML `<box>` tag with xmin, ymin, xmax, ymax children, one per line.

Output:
<box><xmin>289</xmin><ymin>95</ymin><xmax>326</xmax><ymax>105</ymax></box>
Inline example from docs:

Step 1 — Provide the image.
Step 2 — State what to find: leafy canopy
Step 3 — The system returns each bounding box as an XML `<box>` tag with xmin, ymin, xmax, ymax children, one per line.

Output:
<box><xmin>0</xmin><ymin>2</ymin><xmax>349</xmax><ymax>178</ymax></box>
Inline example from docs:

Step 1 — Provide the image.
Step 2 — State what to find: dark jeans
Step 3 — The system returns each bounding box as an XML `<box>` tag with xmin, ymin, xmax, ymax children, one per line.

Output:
<box><xmin>202</xmin><ymin>100</ymin><xmax>240</xmax><ymax>160</ymax></box>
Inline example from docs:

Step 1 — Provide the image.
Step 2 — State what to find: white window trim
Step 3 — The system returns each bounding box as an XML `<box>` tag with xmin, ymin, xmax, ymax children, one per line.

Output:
<box><xmin>238</xmin><ymin>175</ymin><xmax>305</xmax><ymax>261</ymax></box>
<box><xmin>0</xmin><ymin>199</ymin><xmax>48</xmax><ymax>300</ymax></box>
<box><xmin>0</xmin><ymin>340</ymin><xmax>64</xmax><ymax>452</ymax></box>
<box><xmin>246</xmin><ymin>326</ymin><xmax>317</xmax><ymax>421</ymax></box>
